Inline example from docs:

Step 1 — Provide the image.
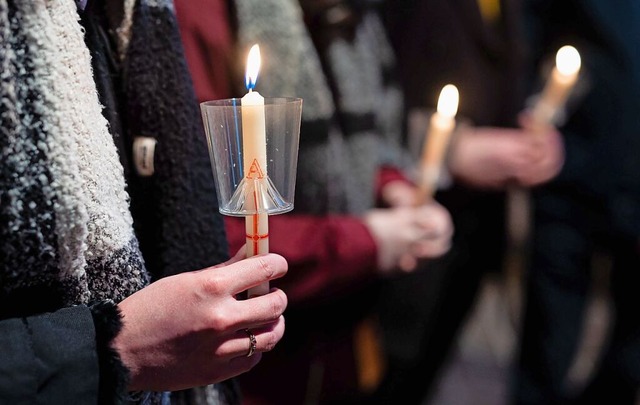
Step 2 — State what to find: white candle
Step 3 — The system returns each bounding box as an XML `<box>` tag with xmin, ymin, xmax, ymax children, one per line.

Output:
<box><xmin>417</xmin><ymin>84</ymin><xmax>459</xmax><ymax>204</ymax></box>
<box><xmin>242</xmin><ymin>44</ymin><xmax>269</xmax><ymax>297</ymax></box>
<box><xmin>531</xmin><ymin>45</ymin><xmax>581</xmax><ymax>125</ymax></box>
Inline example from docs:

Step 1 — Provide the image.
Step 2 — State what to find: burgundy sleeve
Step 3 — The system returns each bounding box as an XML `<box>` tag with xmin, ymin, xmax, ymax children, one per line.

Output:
<box><xmin>225</xmin><ymin>214</ymin><xmax>378</xmax><ymax>305</ymax></box>
<box><xmin>174</xmin><ymin>0</ymin><xmax>234</xmax><ymax>102</ymax></box>
<box><xmin>377</xmin><ymin>165</ymin><xmax>412</xmax><ymax>189</ymax></box>
<box><xmin>376</xmin><ymin>164</ymin><xmax>413</xmax><ymax>192</ymax></box>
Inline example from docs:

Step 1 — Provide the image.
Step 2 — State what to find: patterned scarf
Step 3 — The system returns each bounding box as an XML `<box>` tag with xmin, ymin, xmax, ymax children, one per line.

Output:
<box><xmin>234</xmin><ymin>0</ymin><xmax>407</xmax><ymax>215</ymax></box>
<box><xmin>0</xmin><ymin>0</ymin><xmax>147</xmax><ymax>311</ymax></box>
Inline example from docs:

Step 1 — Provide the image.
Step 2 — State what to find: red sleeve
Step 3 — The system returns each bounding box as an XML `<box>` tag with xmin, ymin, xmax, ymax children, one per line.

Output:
<box><xmin>224</xmin><ymin>214</ymin><xmax>378</xmax><ymax>305</ymax></box>
<box><xmin>174</xmin><ymin>0</ymin><xmax>234</xmax><ymax>102</ymax></box>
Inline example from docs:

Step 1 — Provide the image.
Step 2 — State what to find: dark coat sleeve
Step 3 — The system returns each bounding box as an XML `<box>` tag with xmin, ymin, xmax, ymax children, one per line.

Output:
<box><xmin>0</xmin><ymin>306</ymin><xmax>100</xmax><ymax>404</ymax></box>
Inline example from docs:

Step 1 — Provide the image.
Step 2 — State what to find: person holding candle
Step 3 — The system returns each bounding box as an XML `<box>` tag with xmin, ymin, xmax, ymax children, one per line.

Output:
<box><xmin>370</xmin><ymin>0</ymin><xmax>565</xmax><ymax>403</ymax></box>
<box><xmin>238</xmin><ymin>0</ymin><xmax>454</xmax><ymax>402</ymax></box>
<box><xmin>0</xmin><ymin>1</ymin><xmax>290</xmax><ymax>403</ymax></box>
<box><xmin>175</xmin><ymin>0</ymin><xmax>454</xmax><ymax>403</ymax></box>
<box><xmin>511</xmin><ymin>0</ymin><xmax>640</xmax><ymax>403</ymax></box>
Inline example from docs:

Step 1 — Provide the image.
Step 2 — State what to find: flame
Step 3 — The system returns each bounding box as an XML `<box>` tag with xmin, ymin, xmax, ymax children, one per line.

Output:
<box><xmin>556</xmin><ymin>45</ymin><xmax>581</xmax><ymax>76</ymax></box>
<box><xmin>245</xmin><ymin>44</ymin><xmax>261</xmax><ymax>91</ymax></box>
<box><xmin>436</xmin><ymin>84</ymin><xmax>459</xmax><ymax>118</ymax></box>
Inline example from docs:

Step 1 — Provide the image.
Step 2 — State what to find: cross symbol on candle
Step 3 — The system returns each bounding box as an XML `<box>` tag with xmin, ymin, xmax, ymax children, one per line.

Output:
<box><xmin>246</xmin><ymin>213</ymin><xmax>269</xmax><ymax>253</ymax></box>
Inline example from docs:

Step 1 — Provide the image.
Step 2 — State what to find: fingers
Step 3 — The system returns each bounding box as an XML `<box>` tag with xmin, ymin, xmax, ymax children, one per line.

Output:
<box><xmin>202</xmin><ymin>287</ymin><xmax>287</xmax><ymax>334</ymax></box>
<box><xmin>519</xmin><ymin>111</ymin><xmax>551</xmax><ymax>133</ymax></box>
<box><xmin>214</xmin><ymin>316</ymin><xmax>286</xmax><ymax>360</ymax></box>
<box><xmin>381</xmin><ymin>181</ymin><xmax>418</xmax><ymax>207</ymax></box>
<box><xmin>411</xmin><ymin>237</ymin><xmax>452</xmax><ymax>258</ymax></box>
<box><xmin>398</xmin><ymin>253</ymin><xmax>418</xmax><ymax>272</ymax></box>
<box><xmin>366</xmin><ymin>204</ymin><xmax>454</xmax><ymax>273</ymax></box>
<box><xmin>398</xmin><ymin>206</ymin><xmax>453</xmax><ymax>265</ymax></box>
<box><xmin>414</xmin><ymin>205</ymin><xmax>453</xmax><ymax>238</ymax></box>
<box><xmin>209</xmin><ymin>317</ymin><xmax>285</xmax><ymax>379</ymax></box>
<box><xmin>410</xmin><ymin>204</ymin><xmax>453</xmax><ymax>259</ymax></box>
<box><xmin>234</xmin><ymin>288</ymin><xmax>288</xmax><ymax>330</ymax></box>
<box><xmin>398</xmin><ymin>237</ymin><xmax>451</xmax><ymax>272</ymax></box>
<box><xmin>225</xmin><ymin>352</ymin><xmax>263</xmax><ymax>380</ymax></box>
<box><xmin>514</xmin><ymin>131</ymin><xmax>565</xmax><ymax>186</ymax></box>
<box><xmin>207</xmin><ymin>253</ymin><xmax>288</xmax><ymax>295</ymax></box>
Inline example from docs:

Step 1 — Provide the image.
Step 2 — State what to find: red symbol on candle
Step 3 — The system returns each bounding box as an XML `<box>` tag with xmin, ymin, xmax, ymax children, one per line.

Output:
<box><xmin>246</xmin><ymin>212</ymin><xmax>269</xmax><ymax>252</ymax></box>
<box><xmin>246</xmin><ymin>159</ymin><xmax>265</xmax><ymax>179</ymax></box>
<box><xmin>245</xmin><ymin>188</ymin><xmax>269</xmax><ymax>253</ymax></box>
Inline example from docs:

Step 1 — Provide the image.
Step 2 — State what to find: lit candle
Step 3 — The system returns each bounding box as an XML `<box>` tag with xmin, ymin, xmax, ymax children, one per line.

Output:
<box><xmin>242</xmin><ymin>44</ymin><xmax>269</xmax><ymax>297</ymax></box>
<box><xmin>531</xmin><ymin>45</ymin><xmax>581</xmax><ymax>125</ymax></box>
<box><xmin>417</xmin><ymin>84</ymin><xmax>459</xmax><ymax>204</ymax></box>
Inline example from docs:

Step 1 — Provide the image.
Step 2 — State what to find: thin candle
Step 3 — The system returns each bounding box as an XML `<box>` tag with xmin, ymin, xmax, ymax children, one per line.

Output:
<box><xmin>531</xmin><ymin>45</ymin><xmax>581</xmax><ymax>125</ymax></box>
<box><xmin>417</xmin><ymin>84</ymin><xmax>459</xmax><ymax>204</ymax></box>
<box><xmin>242</xmin><ymin>44</ymin><xmax>269</xmax><ymax>297</ymax></box>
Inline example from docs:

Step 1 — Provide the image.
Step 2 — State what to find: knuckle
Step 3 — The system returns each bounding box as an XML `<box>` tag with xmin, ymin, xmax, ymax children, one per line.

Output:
<box><xmin>201</xmin><ymin>274</ymin><xmax>225</xmax><ymax>295</ymax></box>
<box><xmin>262</xmin><ymin>331</ymin><xmax>279</xmax><ymax>352</ymax></box>
<box><xmin>208</xmin><ymin>307</ymin><xmax>233</xmax><ymax>331</ymax></box>
<box><xmin>256</xmin><ymin>256</ymin><xmax>276</xmax><ymax>280</ymax></box>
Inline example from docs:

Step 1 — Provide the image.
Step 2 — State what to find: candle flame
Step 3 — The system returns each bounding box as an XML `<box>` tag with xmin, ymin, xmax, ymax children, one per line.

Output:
<box><xmin>436</xmin><ymin>84</ymin><xmax>459</xmax><ymax>118</ymax></box>
<box><xmin>245</xmin><ymin>44</ymin><xmax>261</xmax><ymax>91</ymax></box>
<box><xmin>556</xmin><ymin>45</ymin><xmax>581</xmax><ymax>76</ymax></box>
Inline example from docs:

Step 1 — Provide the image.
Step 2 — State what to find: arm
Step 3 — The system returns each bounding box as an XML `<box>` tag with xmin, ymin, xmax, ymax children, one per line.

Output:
<box><xmin>0</xmin><ymin>306</ymin><xmax>103</xmax><ymax>403</ymax></box>
<box><xmin>0</xmin><ymin>252</ymin><xmax>289</xmax><ymax>399</ymax></box>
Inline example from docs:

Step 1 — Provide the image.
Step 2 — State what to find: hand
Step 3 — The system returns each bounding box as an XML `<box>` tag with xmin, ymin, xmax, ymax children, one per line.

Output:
<box><xmin>363</xmin><ymin>202</ymin><xmax>453</xmax><ymax>274</ymax></box>
<box><xmin>113</xmin><ymin>248</ymin><xmax>288</xmax><ymax>391</ymax></box>
<box><xmin>448</xmin><ymin>124</ymin><xmax>564</xmax><ymax>189</ymax></box>
<box><xmin>380</xmin><ymin>180</ymin><xmax>419</xmax><ymax>208</ymax></box>
<box><xmin>514</xmin><ymin>113</ymin><xmax>565</xmax><ymax>186</ymax></box>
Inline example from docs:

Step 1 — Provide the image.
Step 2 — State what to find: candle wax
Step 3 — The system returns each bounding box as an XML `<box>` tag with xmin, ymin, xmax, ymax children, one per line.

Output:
<box><xmin>417</xmin><ymin>111</ymin><xmax>455</xmax><ymax>203</ymax></box>
<box><xmin>241</xmin><ymin>90</ymin><xmax>270</xmax><ymax>297</ymax></box>
<box><xmin>532</xmin><ymin>67</ymin><xmax>579</xmax><ymax>125</ymax></box>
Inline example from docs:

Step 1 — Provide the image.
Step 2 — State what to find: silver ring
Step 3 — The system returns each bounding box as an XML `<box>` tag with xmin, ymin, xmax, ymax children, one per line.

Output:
<box><xmin>245</xmin><ymin>329</ymin><xmax>257</xmax><ymax>357</ymax></box>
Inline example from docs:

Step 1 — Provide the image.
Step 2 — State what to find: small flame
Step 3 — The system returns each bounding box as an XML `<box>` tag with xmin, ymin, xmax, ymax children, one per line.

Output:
<box><xmin>436</xmin><ymin>84</ymin><xmax>459</xmax><ymax>118</ymax></box>
<box><xmin>556</xmin><ymin>45</ymin><xmax>581</xmax><ymax>76</ymax></box>
<box><xmin>245</xmin><ymin>44</ymin><xmax>261</xmax><ymax>91</ymax></box>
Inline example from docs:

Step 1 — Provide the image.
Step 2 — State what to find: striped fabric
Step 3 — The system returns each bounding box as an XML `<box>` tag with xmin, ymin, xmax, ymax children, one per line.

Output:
<box><xmin>234</xmin><ymin>0</ymin><xmax>409</xmax><ymax>216</ymax></box>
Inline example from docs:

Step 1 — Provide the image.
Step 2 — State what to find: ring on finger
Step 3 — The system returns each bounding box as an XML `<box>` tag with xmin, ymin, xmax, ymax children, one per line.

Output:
<box><xmin>244</xmin><ymin>328</ymin><xmax>257</xmax><ymax>357</ymax></box>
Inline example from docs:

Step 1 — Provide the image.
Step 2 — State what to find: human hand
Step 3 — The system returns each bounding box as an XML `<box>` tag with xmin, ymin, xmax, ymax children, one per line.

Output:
<box><xmin>380</xmin><ymin>180</ymin><xmax>418</xmax><ymax>208</ymax></box>
<box><xmin>448</xmin><ymin>124</ymin><xmax>564</xmax><ymax>189</ymax></box>
<box><xmin>363</xmin><ymin>202</ymin><xmax>453</xmax><ymax>274</ymax></box>
<box><xmin>113</xmin><ymin>248</ymin><xmax>288</xmax><ymax>391</ymax></box>
<box><xmin>514</xmin><ymin>113</ymin><xmax>565</xmax><ymax>187</ymax></box>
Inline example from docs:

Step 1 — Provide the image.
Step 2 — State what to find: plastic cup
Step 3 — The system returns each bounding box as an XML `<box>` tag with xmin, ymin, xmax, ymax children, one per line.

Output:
<box><xmin>200</xmin><ymin>97</ymin><xmax>302</xmax><ymax>216</ymax></box>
